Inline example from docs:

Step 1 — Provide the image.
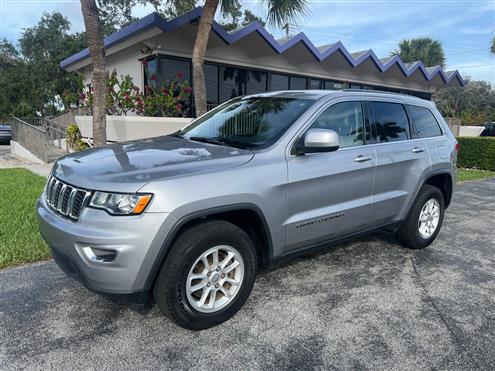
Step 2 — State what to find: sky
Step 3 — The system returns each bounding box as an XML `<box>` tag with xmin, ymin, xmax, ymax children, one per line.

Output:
<box><xmin>0</xmin><ymin>0</ymin><xmax>494</xmax><ymax>83</ymax></box>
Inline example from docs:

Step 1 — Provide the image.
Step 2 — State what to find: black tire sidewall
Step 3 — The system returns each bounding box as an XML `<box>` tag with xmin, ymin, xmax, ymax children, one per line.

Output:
<box><xmin>155</xmin><ymin>221</ymin><xmax>257</xmax><ymax>330</ymax></box>
<box><xmin>409</xmin><ymin>186</ymin><xmax>445</xmax><ymax>248</ymax></box>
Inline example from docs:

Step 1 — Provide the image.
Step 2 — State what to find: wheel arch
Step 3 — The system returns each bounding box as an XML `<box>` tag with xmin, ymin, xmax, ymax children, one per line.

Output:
<box><xmin>424</xmin><ymin>171</ymin><xmax>453</xmax><ymax>208</ymax></box>
<box><xmin>143</xmin><ymin>203</ymin><xmax>273</xmax><ymax>291</ymax></box>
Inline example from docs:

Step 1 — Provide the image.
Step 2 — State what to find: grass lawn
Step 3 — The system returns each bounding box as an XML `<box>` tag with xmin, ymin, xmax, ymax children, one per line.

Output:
<box><xmin>0</xmin><ymin>168</ymin><xmax>50</xmax><ymax>269</ymax></box>
<box><xmin>458</xmin><ymin>168</ymin><xmax>495</xmax><ymax>182</ymax></box>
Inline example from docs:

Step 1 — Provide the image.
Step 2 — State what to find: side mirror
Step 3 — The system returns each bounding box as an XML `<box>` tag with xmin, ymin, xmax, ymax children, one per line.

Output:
<box><xmin>295</xmin><ymin>129</ymin><xmax>339</xmax><ymax>154</ymax></box>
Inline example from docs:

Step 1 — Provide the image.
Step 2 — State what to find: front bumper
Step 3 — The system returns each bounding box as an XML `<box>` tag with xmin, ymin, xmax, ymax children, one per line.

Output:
<box><xmin>37</xmin><ymin>195</ymin><xmax>178</xmax><ymax>304</ymax></box>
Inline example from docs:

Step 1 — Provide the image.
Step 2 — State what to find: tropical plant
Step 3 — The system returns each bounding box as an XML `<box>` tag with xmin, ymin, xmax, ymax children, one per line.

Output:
<box><xmin>80</xmin><ymin>0</ymin><xmax>107</xmax><ymax>146</ymax></box>
<box><xmin>392</xmin><ymin>37</ymin><xmax>446</xmax><ymax>68</ymax></box>
<box><xmin>66</xmin><ymin>123</ymin><xmax>90</xmax><ymax>151</ymax></box>
<box><xmin>192</xmin><ymin>0</ymin><xmax>310</xmax><ymax>117</ymax></box>
<box><xmin>433</xmin><ymin>80</ymin><xmax>495</xmax><ymax>125</ymax></box>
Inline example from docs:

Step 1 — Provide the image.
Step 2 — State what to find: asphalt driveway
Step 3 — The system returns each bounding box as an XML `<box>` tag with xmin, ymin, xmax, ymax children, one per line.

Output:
<box><xmin>1</xmin><ymin>178</ymin><xmax>494</xmax><ymax>370</ymax></box>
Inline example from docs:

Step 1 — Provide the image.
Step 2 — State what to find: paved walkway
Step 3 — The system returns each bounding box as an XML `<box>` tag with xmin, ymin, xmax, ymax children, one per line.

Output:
<box><xmin>0</xmin><ymin>145</ymin><xmax>52</xmax><ymax>177</ymax></box>
<box><xmin>0</xmin><ymin>178</ymin><xmax>494</xmax><ymax>369</ymax></box>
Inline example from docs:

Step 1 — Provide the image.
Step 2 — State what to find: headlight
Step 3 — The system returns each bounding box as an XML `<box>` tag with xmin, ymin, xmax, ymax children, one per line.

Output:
<box><xmin>89</xmin><ymin>192</ymin><xmax>152</xmax><ymax>215</ymax></box>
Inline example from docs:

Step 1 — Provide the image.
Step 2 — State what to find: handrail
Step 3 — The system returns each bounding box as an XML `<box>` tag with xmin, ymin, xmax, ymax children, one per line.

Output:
<box><xmin>9</xmin><ymin>117</ymin><xmax>47</xmax><ymax>133</ymax></box>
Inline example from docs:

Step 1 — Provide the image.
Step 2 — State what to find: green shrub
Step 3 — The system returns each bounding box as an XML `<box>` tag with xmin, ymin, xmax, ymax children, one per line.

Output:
<box><xmin>457</xmin><ymin>137</ymin><xmax>495</xmax><ymax>171</ymax></box>
<box><xmin>66</xmin><ymin>123</ymin><xmax>89</xmax><ymax>151</ymax></box>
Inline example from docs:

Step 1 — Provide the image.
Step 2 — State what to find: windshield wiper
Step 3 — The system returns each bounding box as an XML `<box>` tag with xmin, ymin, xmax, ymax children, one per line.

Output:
<box><xmin>187</xmin><ymin>136</ymin><xmax>233</xmax><ymax>147</ymax></box>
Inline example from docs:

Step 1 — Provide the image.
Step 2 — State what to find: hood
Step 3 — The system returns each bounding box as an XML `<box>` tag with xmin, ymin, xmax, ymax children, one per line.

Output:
<box><xmin>52</xmin><ymin>136</ymin><xmax>254</xmax><ymax>193</ymax></box>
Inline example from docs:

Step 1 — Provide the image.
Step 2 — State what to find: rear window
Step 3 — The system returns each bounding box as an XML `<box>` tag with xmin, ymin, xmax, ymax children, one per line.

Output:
<box><xmin>407</xmin><ymin>105</ymin><xmax>443</xmax><ymax>138</ymax></box>
<box><xmin>369</xmin><ymin>102</ymin><xmax>410</xmax><ymax>143</ymax></box>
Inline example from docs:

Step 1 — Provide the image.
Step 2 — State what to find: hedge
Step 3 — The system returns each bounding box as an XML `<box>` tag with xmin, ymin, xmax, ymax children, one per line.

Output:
<box><xmin>457</xmin><ymin>137</ymin><xmax>495</xmax><ymax>171</ymax></box>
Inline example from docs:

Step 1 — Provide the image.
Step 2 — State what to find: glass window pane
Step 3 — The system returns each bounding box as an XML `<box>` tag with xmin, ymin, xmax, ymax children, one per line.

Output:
<box><xmin>407</xmin><ymin>105</ymin><xmax>442</xmax><ymax>138</ymax></box>
<box><xmin>182</xmin><ymin>97</ymin><xmax>315</xmax><ymax>149</ymax></box>
<box><xmin>309</xmin><ymin>101</ymin><xmax>364</xmax><ymax>148</ymax></box>
<box><xmin>308</xmin><ymin>79</ymin><xmax>323</xmax><ymax>89</ymax></box>
<box><xmin>204</xmin><ymin>64</ymin><xmax>218</xmax><ymax>107</ymax></box>
<box><xmin>270</xmin><ymin>73</ymin><xmax>289</xmax><ymax>91</ymax></box>
<box><xmin>370</xmin><ymin>102</ymin><xmax>410</xmax><ymax>142</ymax></box>
<box><xmin>290</xmin><ymin>76</ymin><xmax>306</xmax><ymax>90</ymax></box>
<box><xmin>246</xmin><ymin>70</ymin><xmax>267</xmax><ymax>95</ymax></box>
<box><xmin>324</xmin><ymin>81</ymin><xmax>348</xmax><ymax>90</ymax></box>
<box><xmin>158</xmin><ymin>57</ymin><xmax>190</xmax><ymax>85</ymax></box>
<box><xmin>143</xmin><ymin>57</ymin><xmax>158</xmax><ymax>88</ymax></box>
<box><xmin>220</xmin><ymin>67</ymin><xmax>246</xmax><ymax>102</ymax></box>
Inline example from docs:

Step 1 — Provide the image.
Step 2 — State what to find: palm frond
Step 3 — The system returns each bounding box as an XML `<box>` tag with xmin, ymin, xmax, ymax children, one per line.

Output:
<box><xmin>263</xmin><ymin>0</ymin><xmax>310</xmax><ymax>29</ymax></box>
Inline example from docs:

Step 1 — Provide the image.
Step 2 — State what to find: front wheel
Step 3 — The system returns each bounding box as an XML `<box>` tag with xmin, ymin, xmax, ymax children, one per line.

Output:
<box><xmin>153</xmin><ymin>220</ymin><xmax>257</xmax><ymax>330</ymax></box>
<box><xmin>396</xmin><ymin>184</ymin><xmax>445</xmax><ymax>249</ymax></box>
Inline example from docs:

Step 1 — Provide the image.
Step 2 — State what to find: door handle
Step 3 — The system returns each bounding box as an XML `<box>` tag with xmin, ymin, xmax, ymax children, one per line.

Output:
<box><xmin>412</xmin><ymin>147</ymin><xmax>426</xmax><ymax>153</ymax></box>
<box><xmin>354</xmin><ymin>155</ymin><xmax>373</xmax><ymax>163</ymax></box>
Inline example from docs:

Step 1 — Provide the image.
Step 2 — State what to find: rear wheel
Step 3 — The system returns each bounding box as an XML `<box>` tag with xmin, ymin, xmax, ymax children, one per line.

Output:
<box><xmin>396</xmin><ymin>184</ymin><xmax>445</xmax><ymax>249</ymax></box>
<box><xmin>153</xmin><ymin>220</ymin><xmax>257</xmax><ymax>330</ymax></box>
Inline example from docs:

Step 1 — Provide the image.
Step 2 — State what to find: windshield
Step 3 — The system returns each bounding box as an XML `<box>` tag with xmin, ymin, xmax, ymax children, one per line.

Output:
<box><xmin>181</xmin><ymin>97</ymin><xmax>315</xmax><ymax>149</ymax></box>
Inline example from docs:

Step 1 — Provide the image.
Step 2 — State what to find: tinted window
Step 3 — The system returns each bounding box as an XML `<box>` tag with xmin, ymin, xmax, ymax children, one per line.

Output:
<box><xmin>204</xmin><ymin>64</ymin><xmax>219</xmax><ymax>106</ymax></box>
<box><xmin>308</xmin><ymin>79</ymin><xmax>323</xmax><ymax>89</ymax></box>
<box><xmin>290</xmin><ymin>76</ymin><xmax>306</xmax><ymax>90</ymax></box>
<box><xmin>407</xmin><ymin>105</ymin><xmax>442</xmax><ymax>138</ymax></box>
<box><xmin>158</xmin><ymin>57</ymin><xmax>190</xmax><ymax>85</ymax></box>
<box><xmin>183</xmin><ymin>97</ymin><xmax>314</xmax><ymax>149</ymax></box>
<box><xmin>220</xmin><ymin>67</ymin><xmax>246</xmax><ymax>102</ymax></box>
<box><xmin>370</xmin><ymin>102</ymin><xmax>410</xmax><ymax>143</ymax></box>
<box><xmin>309</xmin><ymin>101</ymin><xmax>364</xmax><ymax>148</ymax></box>
<box><xmin>325</xmin><ymin>81</ymin><xmax>348</xmax><ymax>90</ymax></box>
<box><xmin>246</xmin><ymin>70</ymin><xmax>267</xmax><ymax>95</ymax></box>
<box><xmin>271</xmin><ymin>74</ymin><xmax>289</xmax><ymax>90</ymax></box>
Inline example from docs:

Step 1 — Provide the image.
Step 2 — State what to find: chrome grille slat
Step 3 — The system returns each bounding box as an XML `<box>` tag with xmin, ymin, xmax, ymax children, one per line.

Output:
<box><xmin>44</xmin><ymin>175</ymin><xmax>90</xmax><ymax>221</ymax></box>
<box><xmin>57</xmin><ymin>184</ymin><xmax>67</xmax><ymax>211</ymax></box>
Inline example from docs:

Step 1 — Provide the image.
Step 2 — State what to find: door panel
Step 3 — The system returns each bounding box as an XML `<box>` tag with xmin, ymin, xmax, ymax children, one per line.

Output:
<box><xmin>368</xmin><ymin>101</ymin><xmax>431</xmax><ymax>223</ymax></box>
<box><xmin>372</xmin><ymin>140</ymin><xmax>430</xmax><ymax>223</ymax></box>
<box><xmin>285</xmin><ymin>100</ymin><xmax>375</xmax><ymax>252</ymax></box>
<box><xmin>286</xmin><ymin>148</ymin><xmax>376</xmax><ymax>251</ymax></box>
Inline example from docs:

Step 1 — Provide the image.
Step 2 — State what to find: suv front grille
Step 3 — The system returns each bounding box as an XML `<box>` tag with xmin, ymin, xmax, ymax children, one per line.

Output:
<box><xmin>45</xmin><ymin>175</ymin><xmax>91</xmax><ymax>220</ymax></box>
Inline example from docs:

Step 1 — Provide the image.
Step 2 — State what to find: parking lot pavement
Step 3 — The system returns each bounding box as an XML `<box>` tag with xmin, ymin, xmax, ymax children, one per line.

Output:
<box><xmin>1</xmin><ymin>178</ymin><xmax>494</xmax><ymax>370</ymax></box>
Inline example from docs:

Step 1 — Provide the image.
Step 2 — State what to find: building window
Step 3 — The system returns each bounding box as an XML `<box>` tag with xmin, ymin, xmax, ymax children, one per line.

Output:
<box><xmin>204</xmin><ymin>64</ymin><xmax>219</xmax><ymax>107</ymax></box>
<box><xmin>143</xmin><ymin>57</ymin><xmax>158</xmax><ymax>88</ymax></box>
<box><xmin>220</xmin><ymin>66</ymin><xmax>246</xmax><ymax>102</ymax></box>
<box><xmin>290</xmin><ymin>76</ymin><xmax>307</xmax><ymax>90</ymax></box>
<box><xmin>158</xmin><ymin>56</ymin><xmax>191</xmax><ymax>85</ymax></box>
<box><xmin>270</xmin><ymin>73</ymin><xmax>289</xmax><ymax>91</ymax></box>
<box><xmin>246</xmin><ymin>70</ymin><xmax>267</xmax><ymax>95</ymax></box>
<box><xmin>308</xmin><ymin>79</ymin><xmax>323</xmax><ymax>89</ymax></box>
<box><xmin>324</xmin><ymin>81</ymin><xmax>348</xmax><ymax>90</ymax></box>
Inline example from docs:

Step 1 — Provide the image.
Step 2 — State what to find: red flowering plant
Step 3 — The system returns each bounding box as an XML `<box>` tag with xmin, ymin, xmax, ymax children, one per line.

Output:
<box><xmin>141</xmin><ymin>60</ymin><xmax>192</xmax><ymax>117</ymax></box>
<box><xmin>80</xmin><ymin>70</ymin><xmax>141</xmax><ymax>116</ymax></box>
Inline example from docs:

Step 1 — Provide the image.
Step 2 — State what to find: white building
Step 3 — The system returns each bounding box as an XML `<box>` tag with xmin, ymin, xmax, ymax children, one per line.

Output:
<box><xmin>61</xmin><ymin>7</ymin><xmax>464</xmax><ymax>115</ymax></box>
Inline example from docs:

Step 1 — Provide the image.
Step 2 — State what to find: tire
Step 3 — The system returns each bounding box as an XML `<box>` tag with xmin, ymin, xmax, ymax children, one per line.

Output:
<box><xmin>396</xmin><ymin>184</ymin><xmax>445</xmax><ymax>249</ymax></box>
<box><xmin>153</xmin><ymin>220</ymin><xmax>257</xmax><ymax>330</ymax></box>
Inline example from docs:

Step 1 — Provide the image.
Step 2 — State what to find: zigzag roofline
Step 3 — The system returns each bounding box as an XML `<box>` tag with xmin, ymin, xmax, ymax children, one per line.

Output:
<box><xmin>60</xmin><ymin>7</ymin><xmax>465</xmax><ymax>86</ymax></box>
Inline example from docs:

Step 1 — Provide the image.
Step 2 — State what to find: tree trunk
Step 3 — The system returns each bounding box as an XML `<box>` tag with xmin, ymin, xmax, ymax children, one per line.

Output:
<box><xmin>192</xmin><ymin>0</ymin><xmax>219</xmax><ymax>117</ymax></box>
<box><xmin>80</xmin><ymin>0</ymin><xmax>107</xmax><ymax>146</ymax></box>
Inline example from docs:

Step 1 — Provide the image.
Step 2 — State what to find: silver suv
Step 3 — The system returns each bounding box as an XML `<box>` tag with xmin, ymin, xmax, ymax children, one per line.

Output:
<box><xmin>37</xmin><ymin>90</ymin><xmax>458</xmax><ymax>330</ymax></box>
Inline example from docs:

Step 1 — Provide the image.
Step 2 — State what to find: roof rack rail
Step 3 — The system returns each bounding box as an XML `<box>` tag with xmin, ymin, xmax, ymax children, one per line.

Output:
<box><xmin>341</xmin><ymin>88</ymin><xmax>423</xmax><ymax>98</ymax></box>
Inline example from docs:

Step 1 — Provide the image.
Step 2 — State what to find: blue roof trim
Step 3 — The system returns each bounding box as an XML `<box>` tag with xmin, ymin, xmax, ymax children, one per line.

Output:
<box><xmin>60</xmin><ymin>6</ymin><xmax>465</xmax><ymax>86</ymax></box>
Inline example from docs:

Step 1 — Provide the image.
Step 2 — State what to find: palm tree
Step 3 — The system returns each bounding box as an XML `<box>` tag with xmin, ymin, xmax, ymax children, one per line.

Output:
<box><xmin>80</xmin><ymin>0</ymin><xmax>107</xmax><ymax>146</ymax></box>
<box><xmin>491</xmin><ymin>36</ymin><xmax>495</xmax><ymax>54</ymax></box>
<box><xmin>192</xmin><ymin>0</ymin><xmax>310</xmax><ymax>117</ymax></box>
<box><xmin>392</xmin><ymin>37</ymin><xmax>446</xmax><ymax>68</ymax></box>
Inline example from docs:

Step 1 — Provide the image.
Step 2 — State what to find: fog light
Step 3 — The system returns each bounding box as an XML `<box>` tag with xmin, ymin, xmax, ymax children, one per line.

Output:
<box><xmin>82</xmin><ymin>246</ymin><xmax>117</xmax><ymax>263</ymax></box>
